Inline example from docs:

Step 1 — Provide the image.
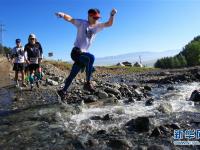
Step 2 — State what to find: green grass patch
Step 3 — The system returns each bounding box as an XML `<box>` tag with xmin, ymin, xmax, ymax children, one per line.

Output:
<box><xmin>104</xmin><ymin>66</ymin><xmax>158</xmax><ymax>73</ymax></box>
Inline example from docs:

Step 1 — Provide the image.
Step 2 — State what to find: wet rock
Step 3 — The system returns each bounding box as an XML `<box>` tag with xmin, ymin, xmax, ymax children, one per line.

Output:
<box><xmin>96</xmin><ymin>130</ymin><xmax>107</xmax><ymax>135</ymax></box>
<box><xmin>105</xmin><ymin>82</ymin><xmax>121</xmax><ymax>89</ymax></box>
<box><xmin>159</xmin><ymin>125</ymin><xmax>171</xmax><ymax>134</ymax></box>
<box><xmin>159</xmin><ymin>71</ymin><xmax>170</xmax><ymax>76</ymax></box>
<box><xmin>90</xmin><ymin>114</ymin><xmax>111</xmax><ymax>121</ymax></box>
<box><xmin>132</xmin><ymin>84</ymin><xmax>138</xmax><ymax>89</ymax></box>
<box><xmin>151</xmin><ymin>124</ymin><xmax>174</xmax><ymax>138</ymax></box>
<box><xmin>169</xmin><ymin>123</ymin><xmax>181</xmax><ymax>129</ymax></box>
<box><xmin>90</xmin><ymin>116</ymin><xmax>102</xmax><ymax>120</ymax></box>
<box><xmin>83</xmin><ymin>95</ymin><xmax>97</xmax><ymax>103</ymax></box>
<box><xmin>85</xmin><ymin>139</ymin><xmax>99</xmax><ymax>147</ymax></box>
<box><xmin>51</xmin><ymin>76</ymin><xmax>63</xmax><ymax>82</ymax></box>
<box><xmin>109</xmin><ymin>93</ymin><xmax>116</xmax><ymax>98</ymax></box>
<box><xmin>46</xmin><ymin>78</ymin><xmax>59</xmax><ymax>86</ymax></box>
<box><xmin>145</xmin><ymin>98</ymin><xmax>154</xmax><ymax>106</ymax></box>
<box><xmin>100</xmin><ymin>97</ymin><xmax>118</xmax><ymax>105</ymax></box>
<box><xmin>120</xmin><ymin>83</ymin><xmax>128</xmax><ymax>89</ymax></box>
<box><xmin>97</xmin><ymin>90</ymin><xmax>109</xmax><ymax>99</ymax></box>
<box><xmin>70</xmin><ymin>139</ymin><xmax>85</xmax><ymax>150</ymax></box>
<box><xmin>107</xmin><ymin>139</ymin><xmax>131</xmax><ymax>150</ymax></box>
<box><xmin>150</xmin><ymin>127</ymin><xmax>162</xmax><ymax>137</ymax></box>
<box><xmin>133</xmin><ymin>89</ymin><xmax>143</xmax><ymax>101</ymax></box>
<box><xmin>167</xmin><ymin>86</ymin><xmax>175</xmax><ymax>90</ymax></box>
<box><xmin>102</xmin><ymin>114</ymin><xmax>111</xmax><ymax>121</ymax></box>
<box><xmin>147</xmin><ymin>144</ymin><xmax>164</xmax><ymax>150</ymax></box>
<box><xmin>134</xmin><ymin>89</ymin><xmax>143</xmax><ymax>96</ymax></box>
<box><xmin>144</xmin><ymin>85</ymin><xmax>151</xmax><ymax>91</ymax></box>
<box><xmin>189</xmin><ymin>90</ymin><xmax>200</xmax><ymax>102</ymax></box>
<box><xmin>134</xmin><ymin>117</ymin><xmax>151</xmax><ymax>132</ymax></box>
<box><xmin>125</xmin><ymin>117</ymin><xmax>151</xmax><ymax>132</ymax></box>
<box><xmin>104</xmin><ymin>87</ymin><xmax>121</xmax><ymax>96</ymax></box>
<box><xmin>119</xmin><ymin>87</ymin><xmax>133</xmax><ymax>97</ymax></box>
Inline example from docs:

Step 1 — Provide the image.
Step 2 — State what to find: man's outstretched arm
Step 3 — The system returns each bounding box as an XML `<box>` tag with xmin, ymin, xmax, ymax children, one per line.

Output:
<box><xmin>55</xmin><ymin>12</ymin><xmax>75</xmax><ymax>24</ymax></box>
<box><xmin>103</xmin><ymin>8</ymin><xmax>117</xmax><ymax>27</ymax></box>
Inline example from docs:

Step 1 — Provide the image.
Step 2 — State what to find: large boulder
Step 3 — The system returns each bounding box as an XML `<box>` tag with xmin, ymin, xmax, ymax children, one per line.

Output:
<box><xmin>125</xmin><ymin>117</ymin><xmax>151</xmax><ymax>132</ymax></box>
<box><xmin>107</xmin><ymin>139</ymin><xmax>131</xmax><ymax>150</ymax></box>
<box><xmin>97</xmin><ymin>90</ymin><xmax>109</xmax><ymax>99</ymax></box>
<box><xmin>104</xmin><ymin>87</ymin><xmax>121</xmax><ymax>96</ymax></box>
<box><xmin>189</xmin><ymin>90</ymin><xmax>200</xmax><ymax>102</ymax></box>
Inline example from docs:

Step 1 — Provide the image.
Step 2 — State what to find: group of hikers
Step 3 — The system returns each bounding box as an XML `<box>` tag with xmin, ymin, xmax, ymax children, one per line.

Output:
<box><xmin>9</xmin><ymin>33</ymin><xmax>43</xmax><ymax>89</ymax></box>
<box><xmin>10</xmin><ymin>8</ymin><xmax>117</xmax><ymax>100</ymax></box>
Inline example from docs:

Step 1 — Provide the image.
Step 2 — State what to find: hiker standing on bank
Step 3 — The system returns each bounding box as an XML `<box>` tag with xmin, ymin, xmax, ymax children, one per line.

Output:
<box><xmin>11</xmin><ymin>39</ymin><xmax>27</xmax><ymax>87</ymax></box>
<box><xmin>55</xmin><ymin>8</ymin><xmax>117</xmax><ymax>99</ymax></box>
<box><xmin>24</xmin><ymin>33</ymin><xmax>43</xmax><ymax>88</ymax></box>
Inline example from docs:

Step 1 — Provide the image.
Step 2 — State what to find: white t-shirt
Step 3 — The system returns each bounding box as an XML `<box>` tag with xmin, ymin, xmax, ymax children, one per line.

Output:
<box><xmin>73</xmin><ymin>19</ymin><xmax>104</xmax><ymax>52</ymax></box>
<box><xmin>12</xmin><ymin>46</ymin><xmax>27</xmax><ymax>63</ymax></box>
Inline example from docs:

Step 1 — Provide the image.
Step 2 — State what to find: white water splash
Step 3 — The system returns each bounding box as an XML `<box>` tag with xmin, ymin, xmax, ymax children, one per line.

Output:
<box><xmin>66</xmin><ymin>82</ymin><xmax>200</xmax><ymax>133</ymax></box>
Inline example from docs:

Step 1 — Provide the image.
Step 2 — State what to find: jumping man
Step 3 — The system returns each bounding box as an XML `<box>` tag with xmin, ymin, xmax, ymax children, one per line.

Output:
<box><xmin>55</xmin><ymin>8</ymin><xmax>117</xmax><ymax>100</ymax></box>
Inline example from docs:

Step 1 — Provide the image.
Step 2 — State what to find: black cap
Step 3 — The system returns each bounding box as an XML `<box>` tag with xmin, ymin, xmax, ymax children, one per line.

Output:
<box><xmin>16</xmin><ymin>39</ymin><xmax>21</xmax><ymax>43</ymax></box>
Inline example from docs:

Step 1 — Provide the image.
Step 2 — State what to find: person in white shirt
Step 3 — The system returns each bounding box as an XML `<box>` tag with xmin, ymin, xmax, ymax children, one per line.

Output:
<box><xmin>11</xmin><ymin>39</ymin><xmax>27</xmax><ymax>87</ymax></box>
<box><xmin>55</xmin><ymin>8</ymin><xmax>117</xmax><ymax>100</ymax></box>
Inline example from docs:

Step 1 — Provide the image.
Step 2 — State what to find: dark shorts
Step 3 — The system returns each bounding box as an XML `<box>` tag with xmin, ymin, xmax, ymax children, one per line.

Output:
<box><xmin>25</xmin><ymin>64</ymin><xmax>29</xmax><ymax>73</ymax></box>
<box><xmin>13</xmin><ymin>63</ymin><xmax>25</xmax><ymax>71</ymax></box>
<box><xmin>71</xmin><ymin>47</ymin><xmax>82</xmax><ymax>62</ymax></box>
<box><xmin>28</xmin><ymin>64</ymin><xmax>39</xmax><ymax>71</ymax></box>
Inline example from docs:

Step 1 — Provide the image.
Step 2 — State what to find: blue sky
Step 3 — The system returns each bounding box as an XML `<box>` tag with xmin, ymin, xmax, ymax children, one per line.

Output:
<box><xmin>1</xmin><ymin>0</ymin><xmax>200</xmax><ymax>61</ymax></box>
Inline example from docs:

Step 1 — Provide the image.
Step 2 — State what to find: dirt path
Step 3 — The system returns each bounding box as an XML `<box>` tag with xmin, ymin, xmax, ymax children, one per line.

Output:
<box><xmin>0</xmin><ymin>57</ymin><xmax>13</xmax><ymax>88</ymax></box>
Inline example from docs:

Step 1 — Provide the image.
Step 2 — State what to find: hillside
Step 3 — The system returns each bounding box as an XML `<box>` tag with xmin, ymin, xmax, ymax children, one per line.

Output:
<box><xmin>95</xmin><ymin>49</ymin><xmax>180</xmax><ymax>66</ymax></box>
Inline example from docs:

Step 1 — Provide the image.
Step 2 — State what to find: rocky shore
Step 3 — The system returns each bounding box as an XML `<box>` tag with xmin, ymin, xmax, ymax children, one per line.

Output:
<box><xmin>0</xmin><ymin>58</ymin><xmax>200</xmax><ymax>150</ymax></box>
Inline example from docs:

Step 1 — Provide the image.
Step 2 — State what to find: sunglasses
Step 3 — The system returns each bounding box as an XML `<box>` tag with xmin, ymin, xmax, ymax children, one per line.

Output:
<box><xmin>93</xmin><ymin>17</ymin><xmax>100</xmax><ymax>20</ymax></box>
<box><xmin>30</xmin><ymin>38</ymin><xmax>35</xmax><ymax>40</ymax></box>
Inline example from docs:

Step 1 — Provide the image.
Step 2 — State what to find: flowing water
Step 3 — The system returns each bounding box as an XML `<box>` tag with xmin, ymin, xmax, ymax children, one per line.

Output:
<box><xmin>66</xmin><ymin>82</ymin><xmax>200</xmax><ymax>139</ymax></box>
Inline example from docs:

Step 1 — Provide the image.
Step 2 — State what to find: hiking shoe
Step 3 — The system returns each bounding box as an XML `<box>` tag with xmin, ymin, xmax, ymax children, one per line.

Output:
<box><xmin>83</xmin><ymin>82</ymin><xmax>95</xmax><ymax>92</ymax></box>
<box><xmin>57</xmin><ymin>90</ymin><xmax>67</xmax><ymax>101</ymax></box>
<box><xmin>36</xmin><ymin>81</ymin><xmax>40</xmax><ymax>88</ymax></box>
<box><xmin>22</xmin><ymin>83</ymin><xmax>27</xmax><ymax>87</ymax></box>
<box><xmin>30</xmin><ymin>84</ymin><xmax>34</xmax><ymax>90</ymax></box>
<box><xmin>15</xmin><ymin>81</ymin><xmax>19</xmax><ymax>88</ymax></box>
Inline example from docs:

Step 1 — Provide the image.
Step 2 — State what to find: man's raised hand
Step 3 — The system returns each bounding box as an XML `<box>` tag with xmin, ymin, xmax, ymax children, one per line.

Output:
<box><xmin>111</xmin><ymin>8</ymin><xmax>117</xmax><ymax>16</ymax></box>
<box><xmin>55</xmin><ymin>12</ymin><xmax>65</xmax><ymax>18</ymax></box>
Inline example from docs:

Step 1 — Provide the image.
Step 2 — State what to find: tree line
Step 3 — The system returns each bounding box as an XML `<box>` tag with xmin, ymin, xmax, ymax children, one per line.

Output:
<box><xmin>154</xmin><ymin>36</ymin><xmax>200</xmax><ymax>68</ymax></box>
<box><xmin>0</xmin><ymin>44</ymin><xmax>12</xmax><ymax>55</ymax></box>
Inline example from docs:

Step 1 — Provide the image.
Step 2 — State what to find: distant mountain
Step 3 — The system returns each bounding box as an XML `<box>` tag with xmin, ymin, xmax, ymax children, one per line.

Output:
<box><xmin>94</xmin><ymin>49</ymin><xmax>180</xmax><ymax>66</ymax></box>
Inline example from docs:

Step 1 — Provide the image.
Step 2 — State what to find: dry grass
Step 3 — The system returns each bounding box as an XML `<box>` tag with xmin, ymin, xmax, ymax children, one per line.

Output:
<box><xmin>43</xmin><ymin>59</ymin><xmax>157</xmax><ymax>76</ymax></box>
<box><xmin>43</xmin><ymin>60</ymin><xmax>72</xmax><ymax>71</ymax></box>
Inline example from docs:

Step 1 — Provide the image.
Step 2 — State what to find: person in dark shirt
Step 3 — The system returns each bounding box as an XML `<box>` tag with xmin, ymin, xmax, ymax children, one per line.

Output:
<box><xmin>24</xmin><ymin>33</ymin><xmax>43</xmax><ymax>88</ymax></box>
